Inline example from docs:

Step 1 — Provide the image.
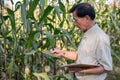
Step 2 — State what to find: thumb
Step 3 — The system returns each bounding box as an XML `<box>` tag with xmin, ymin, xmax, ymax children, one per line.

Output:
<box><xmin>50</xmin><ymin>49</ymin><xmax>56</xmax><ymax>54</ymax></box>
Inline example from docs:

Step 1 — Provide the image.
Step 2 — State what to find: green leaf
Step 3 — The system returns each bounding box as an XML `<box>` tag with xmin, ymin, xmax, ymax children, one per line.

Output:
<box><xmin>43</xmin><ymin>30</ymin><xmax>55</xmax><ymax>48</ymax></box>
<box><xmin>33</xmin><ymin>72</ymin><xmax>50</xmax><ymax>80</ymax></box>
<box><xmin>65</xmin><ymin>33</ymin><xmax>77</xmax><ymax>49</ymax></box>
<box><xmin>42</xmin><ymin>50</ymin><xmax>59</xmax><ymax>58</ymax></box>
<box><xmin>54</xmin><ymin>6</ymin><xmax>61</xmax><ymax>21</ymax></box>
<box><xmin>22</xmin><ymin>0</ymin><xmax>29</xmax><ymax>6</ymax></box>
<box><xmin>14</xmin><ymin>1</ymin><xmax>21</xmax><ymax>11</ymax></box>
<box><xmin>59</xmin><ymin>1</ymin><xmax>66</xmax><ymax>19</ymax></box>
<box><xmin>44</xmin><ymin>23</ymin><xmax>54</xmax><ymax>32</ymax></box>
<box><xmin>56</xmin><ymin>28</ymin><xmax>77</xmax><ymax>49</ymax></box>
<box><xmin>47</xmin><ymin>17</ymin><xmax>56</xmax><ymax>23</ymax></box>
<box><xmin>111</xmin><ymin>49</ymin><xmax>120</xmax><ymax>62</ymax></box>
<box><xmin>24</xmin><ymin>50</ymin><xmax>37</xmax><ymax>56</ymax></box>
<box><xmin>39</xmin><ymin>5</ymin><xmax>53</xmax><ymax>23</ymax></box>
<box><xmin>39</xmin><ymin>0</ymin><xmax>45</xmax><ymax>14</ymax></box>
<box><xmin>3</xmin><ymin>16</ymin><xmax>9</xmax><ymax>21</ymax></box>
<box><xmin>59</xmin><ymin>1</ymin><xmax>66</xmax><ymax>13</ymax></box>
<box><xmin>27</xmin><ymin>0</ymin><xmax>39</xmax><ymax>18</ymax></box>
<box><xmin>26</xmin><ymin>31</ymin><xmax>40</xmax><ymax>48</ymax></box>
<box><xmin>60</xmin><ymin>20</ymin><xmax>64</xmax><ymax>27</ymax></box>
<box><xmin>7</xmin><ymin>8</ymin><xmax>16</xmax><ymax>32</ymax></box>
<box><xmin>7</xmin><ymin>58</ymin><xmax>14</xmax><ymax>79</ymax></box>
<box><xmin>21</xmin><ymin>3</ymin><xmax>27</xmax><ymax>29</ymax></box>
<box><xmin>64</xmin><ymin>73</ymin><xmax>74</xmax><ymax>80</ymax></box>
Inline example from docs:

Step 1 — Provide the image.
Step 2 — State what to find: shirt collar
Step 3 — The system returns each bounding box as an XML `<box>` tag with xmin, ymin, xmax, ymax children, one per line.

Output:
<box><xmin>83</xmin><ymin>23</ymin><xmax>98</xmax><ymax>38</ymax></box>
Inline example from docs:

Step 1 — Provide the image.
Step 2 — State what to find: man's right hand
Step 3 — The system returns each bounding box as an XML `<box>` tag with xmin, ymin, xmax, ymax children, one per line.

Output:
<box><xmin>50</xmin><ymin>48</ymin><xmax>65</xmax><ymax>57</ymax></box>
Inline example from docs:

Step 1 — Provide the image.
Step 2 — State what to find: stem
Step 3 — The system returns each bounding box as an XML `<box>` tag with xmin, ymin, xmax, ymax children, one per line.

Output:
<box><xmin>40</xmin><ymin>24</ymin><xmax>44</xmax><ymax>73</ymax></box>
<box><xmin>0</xmin><ymin>3</ymin><xmax>2</xmax><ymax>24</ymax></box>
<box><xmin>3</xmin><ymin>31</ymin><xmax>7</xmax><ymax>70</ymax></box>
<box><xmin>53</xmin><ymin>59</ymin><xmax>57</xmax><ymax>75</ymax></box>
<box><xmin>53</xmin><ymin>38</ymin><xmax>57</xmax><ymax>80</ymax></box>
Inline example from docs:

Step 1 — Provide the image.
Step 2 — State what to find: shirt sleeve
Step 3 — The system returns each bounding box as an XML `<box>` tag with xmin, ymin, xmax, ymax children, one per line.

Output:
<box><xmin>96</xmin><ymin>38</ymin><xmax>113</xmax><ymax>71</ymax></box>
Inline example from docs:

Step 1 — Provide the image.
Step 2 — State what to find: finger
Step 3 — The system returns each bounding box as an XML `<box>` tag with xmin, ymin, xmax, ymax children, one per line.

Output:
<box><xmin>51</xmin><ymin>51</ymin><xmax>56</xmax><ymax>54</ymax></box>
<box><xmin>50</xmin><ymin>49</ymin><xmax>56</xmax><ymax>54</ymax></box>
<box><xmin>54</xmin><ymin>53</ymin><xmax>61</xmax><ymax>57</ymax></box>
<box><xmin>50</xmin><ymin>49</ymin><xmax>53</xmax><ymax>52</ymax></box>
<box><xmin>52</xmin><ymin>48</ymin><xmax>60</xmax><ymax>54</ymax></box>
<box><xmin>52</xmin><ymin>48</ymin><xmax>56</xmax><ymax>50</ymax></box>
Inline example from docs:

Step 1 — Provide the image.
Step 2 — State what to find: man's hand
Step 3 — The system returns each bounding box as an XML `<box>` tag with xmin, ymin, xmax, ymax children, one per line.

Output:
<box><xmin>50</xmin><ymin>48</ymin><xmax>64</xmax><ymax>57</ymax></box>
<box><xmin>50</xmin><ymin>48</ymin><xmax>77</xmax><ymax>60</ymax></box>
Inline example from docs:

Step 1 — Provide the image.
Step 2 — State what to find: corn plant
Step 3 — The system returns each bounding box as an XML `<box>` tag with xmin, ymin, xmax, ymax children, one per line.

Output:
<box><xmin>0</xmin><ymin>0</ymin><xmax>120</xmax><ymax>80</ymax></box>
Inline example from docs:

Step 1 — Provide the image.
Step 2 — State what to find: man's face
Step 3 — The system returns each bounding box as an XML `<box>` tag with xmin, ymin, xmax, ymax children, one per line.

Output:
<box><xmin>73</xmin><ymin>11</ymin><xmax>88</xmax><ymax>32</ymax></box>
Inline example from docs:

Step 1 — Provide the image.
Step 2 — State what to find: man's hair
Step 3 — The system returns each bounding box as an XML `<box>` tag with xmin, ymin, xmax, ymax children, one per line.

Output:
<box><xmin>69</xmin><ymin>3</ymin><xmax>95</xmax><ymax>20</ymax></box>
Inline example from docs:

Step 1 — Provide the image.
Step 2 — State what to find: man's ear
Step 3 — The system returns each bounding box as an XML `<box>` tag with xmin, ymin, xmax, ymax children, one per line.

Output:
<box><xmin>85</xmin><ymin>15</ymin><xmax>91</xmax><ymax>20</ymax></box>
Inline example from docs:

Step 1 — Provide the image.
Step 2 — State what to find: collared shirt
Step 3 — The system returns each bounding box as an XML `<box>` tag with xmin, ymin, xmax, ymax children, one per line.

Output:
<box><xmin>75</xmin><ymin>24</ymin><xmax>113</xmax><ymax>80</ymax></box>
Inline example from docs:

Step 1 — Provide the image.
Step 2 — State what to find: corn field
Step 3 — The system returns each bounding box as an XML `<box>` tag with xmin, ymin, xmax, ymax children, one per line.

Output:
<box><xmin>0</xmin><ymin>0</ymin><xmax>120</xmax><ymax>80</ymax></box>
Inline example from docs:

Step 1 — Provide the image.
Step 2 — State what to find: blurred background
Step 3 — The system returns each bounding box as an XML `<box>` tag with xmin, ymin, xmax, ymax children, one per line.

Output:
<box><xmin>0</xmin><ymin>0</ymin><xmax>120</xmax><ymax>80</ymax></box>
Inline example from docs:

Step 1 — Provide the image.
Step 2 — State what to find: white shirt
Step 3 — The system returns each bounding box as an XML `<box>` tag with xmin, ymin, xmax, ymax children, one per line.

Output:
<box><xmin>75</xmin><ymin>24</ymin><xmax>112</xmax><ymax>80</ymax></box>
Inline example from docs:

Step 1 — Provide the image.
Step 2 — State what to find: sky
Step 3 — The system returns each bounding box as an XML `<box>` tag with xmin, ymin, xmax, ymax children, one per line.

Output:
<box><xmin>4</xmin><ymin>0</ymin><xmax>22</xmax><ymax>10</ymax></box>
<box><xmin>4</xmin><ymin>0</ymin><xmax>113</xmax><ymax>10</ymax></box>
<box><xmin>5</xmin><ymin>0</ymin><xmax>114</xmax><ymax>5</ymax></box>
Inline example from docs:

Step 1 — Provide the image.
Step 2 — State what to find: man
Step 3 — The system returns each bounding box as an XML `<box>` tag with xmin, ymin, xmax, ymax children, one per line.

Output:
<box><xmin>51</xmin><ymin>3</ymin><xmax>112</xmax><ymax>80</ymax></box>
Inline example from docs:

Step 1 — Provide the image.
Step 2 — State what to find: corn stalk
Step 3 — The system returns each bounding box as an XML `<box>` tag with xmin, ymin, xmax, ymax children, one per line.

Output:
<box><xmin>0</xmin><ymin>0</ymin><xmax>120</xmax><ymax>80</ymax></box>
